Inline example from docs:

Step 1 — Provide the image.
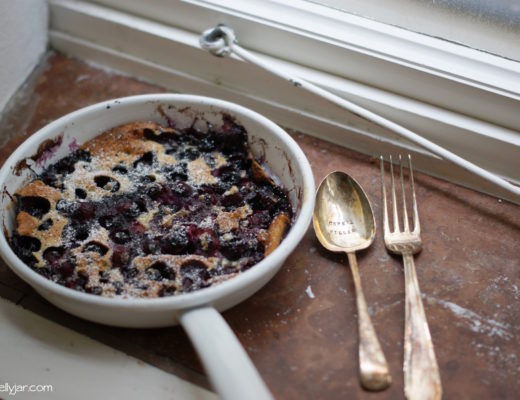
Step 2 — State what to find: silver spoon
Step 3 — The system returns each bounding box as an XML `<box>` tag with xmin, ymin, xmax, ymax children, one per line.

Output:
<box><xmin>313</xmin><ymin>171</ymin><xmax>391</xmax><ymax>391</ymax></box>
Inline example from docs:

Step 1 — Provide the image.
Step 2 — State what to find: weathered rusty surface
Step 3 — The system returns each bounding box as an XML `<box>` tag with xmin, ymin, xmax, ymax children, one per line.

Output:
<box><xmin>0</xmin><ymin>52</ymin><xmax>519</xmax><ymax>399</ymax></box>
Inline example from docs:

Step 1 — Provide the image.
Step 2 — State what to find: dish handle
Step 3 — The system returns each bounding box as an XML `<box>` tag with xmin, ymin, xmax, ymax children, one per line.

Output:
<box><xmin>179</xmin><ymin>306</ymin><xmax>274</xmax><ymax>400</ymax></box>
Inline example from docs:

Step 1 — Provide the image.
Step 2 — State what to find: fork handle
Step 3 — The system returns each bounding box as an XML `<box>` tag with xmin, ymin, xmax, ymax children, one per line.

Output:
<box><xmin>347</xmin><ymin>252</ymin><xmax>391</xmax><ymax>391</ymax></box>
<box><xmin>403</xmin><ymin>253</ymin><xmax>442</xmax><ymax>400</ymax></box>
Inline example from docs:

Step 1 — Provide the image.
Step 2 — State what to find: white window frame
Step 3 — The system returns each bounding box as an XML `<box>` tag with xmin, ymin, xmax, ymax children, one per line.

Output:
<box><xmin>49</xmin><ymin>0</ymin><xmax>520</xmax><ymax>201</ymax></box>
<box><xmin>295</xmin><ymin>0</ymin><xmax>520</xmax><ymax>63</ymax></box>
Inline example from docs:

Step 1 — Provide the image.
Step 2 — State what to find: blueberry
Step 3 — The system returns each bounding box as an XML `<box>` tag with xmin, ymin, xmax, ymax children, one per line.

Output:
<box><xmin>112</xmin><ymin>165</ymin><xmax>128</xmax><ymax>174</ymax></box>
<box><xmin>134</xmin><ymin>197</ymin><xmax>148</xmax><ymax>212</ymax></box>
<box><xmin>75</xmin><ymin>188</ymin><xmax>87</xmax><ymax>199</ymax></box>
<box><xmin>18</xmin><ymin>196</ymin><xmax>50</xmax><ymax>219</ymax></box>
<box><xmin>37</xmin><ymin>218</ymin><xmax>53</xmax><ymax>231</ymax></box>
<box><xmin>74</xmin><ymin>225</ymin><xmax>90</xmax><ymax>241</ymax></box>
<box><xmin>142</xmin><ymin>127</ymin><xmax>156</xmax><ymax>138</ymax></box>
<box><xmin>213</xmin><ymin>181</ymin><xmax>231</xmax><ymax>194</ymax></box>
<box><xmin>142</xmin><ymin>237</ymin><xmax>160</xmax><ymax>254</ymax></box>
<box><xmin>183</xmin><ymin>132</ymin><xmax>200</xmax><ymax>147</ymax></box>
<box><xmin>73</xmin><ymin>273</ymin><xmax>89</xmax><ymax>291</ymax></box>
<box><xmin>74</xmin><ymin>149</ymin><xmax>91</xmax><ymax>163</ymax></box>
<box><xmin>249</xmin><ymin>210</ymin><xmax>271</xmax><ymax>229</ymax></box>
<box><xmin>133</xmin><ymin>151</ymin><xmax>155</xmax><ymax>168</ymax></box>
<box><xmin>154</xmin><ymin>185</ymin><xmax>180</xmax><ymax>208</ymax></box>
<box><xmin>250</xmin><ymin>185</ymin><xmax>277</xmax><ymax>211</ymax></box>
<box><xmin>195</xmin><ymin>229</ymin><xmax>219</xmax><ymax>255</ymax></box>
<box><xmin>222</xmin><ymin>190</ymin><xmax>243</xmax><ymax>208</ymax></box>
<box><xmin>145</xmin><ymin>268</ymin><xmax>163</xmax><ymax>281</ymax></box>
<box><xmin>88</xmin><ymin>286</ymin><xmax>103</xmax><ymax>295</ymax></box>
<box><xmin>170</xmin><ymin>181</ymin><xmax>192</xmax><ymax>196</ymax></box>
<box><xmin>111</xmin><ymin>245</ymin><xmax>130</xmax><ymax>269</ymax></box>
<box><xmin>163</xmin><ymin>226</ymin><xmax>190</xmax><ymax>254</ymax></box>
<box><xmin>53</xmin><ymin>156</ymin><xmax>76</xmax><ymax>176</ymax></box>
<box><xmin>99</xmin><ymin>271</ymin><xmax>110</xmax><ymax>283</ymax></box>
<box><xmin>144</xmin><ymin>128</ymin><xmax>177</xmax><ymax>144</ymax></box>
<box><xmin>116</xmin><ymin>199</ymin><xmax>141</xmax><ymax>218</ymax></box>
<box><xmin>271</xmin><ymin>187</ymin><xmax>292</xmax><ymax>216</ymax></box>
<box><xmin>43</xmin><ymin>246</ymin><xmax>64</xmax><ymax>265</ymax></box>
<box><xmin>165</xmin><ymin>146</ymin><xmax>178</xmax><ymax>155</ymax></box>
<box><xmin>167</xmin><ymin>163</ymin><xmax>188</xmax><ymax>181</ymax></box>
<box><xmin>82</xmin><ymin>241</ymin><xmax>109</xmax><ymax>256</ymax></box>
<box><xmin>113</xmin><ymin>281</ymin><xmax>124</xmax><ymax>295</ymax></box>
<box><xmin>149</xmin><ymin>261</ymin><xmax>175</xmax><ymax>280</ymax></box>
<box><xmin>158</xmin><ymin>286</ymin><xmax>176</xmax><ymax>297</ymax></box>
<box><xmin>94</xmin><ymin>176</ymin><xmax>120</xmax><ymax>192</ymax></box>
<box><xmin>225</xmin><ymin>172</ymin><xmax>241</xmax><ymax>185</ymax></box>
<box><xmin>146</xmin><ymin>183</ymin><xmax>162</xmax><ymax>199</ymax></box>
<box><xmin>198</xmin><ymin>136</ymin><xmax>216</xmax><ymax>152</ymax></box>
<box><xmin>55</xmin><ymin>199</ymin><xmax>71</xmax><ymax>213</ymax></box>
<box><xmin>99</xmin><ymin>214</ymin><xmax>117</xmax><ymax>229</ymax></box>
<box><xmin>39</xmin><ymin>173</ymin><xmax>62</xmax><ymax>189</ymax></box>
<box><xmin>216</xmin><ymin>165</ymin><xmax>241</xmax><ymax>185</ymax></box>
<box><xmin>218</xmin><ymin>119</ymin><xmax>247</xmax><ymax>153</ymax></box>
<box><xmin>37</xmin><ymin>150</ymin><xmax>90</xmax><ymax>189</ymax></box>
<box><xmin>16</xmin><ymin>235</ymin><xmax>41</xmax><ymax>252</ymax></box>
<box><xmin>140</xmin><ymin>174</ymin><xmax>156</xmax><ymax>184</ymax></box>
<box><xmin>221</xmin><ymin>235</ymin><xmax>258</xmax><ymax>261</ymax></box>
<box><xmin>182</xmin><ymin>147</ymin><xmax>200</xmax><ymax>160</ymax></box>
<box><xmin>72</xmin><ymin>202</ymin><xmax>96</xmax><ymax>221</ymax></box>
<box><xmin>12</xmin><ymin>235</ymin><xmax>41</xmax><ymax>265</ymax></box>
<box><xmin>180</xmin><ymin>260</ymin><xmax>210</xmax><ymax>292</ymax></box>
<box><xmin>58</xmin><ymin>260</ymin><xmax>75</xmax><ymax>279</ymax></box>
<box><xmin>110</xmin><ymin>230</ymin><xmax>130</xmax><ymax>244</ymax></box>
<box><xmin>227</xmin><ymin>155</ymin><xmax>249</xmax><ymax>170</ymax></box>
<box><xmin>62</xmin><ymin>223</ymin><xmax>89</xmax><ymax>247</ymax></box>
<box><xmin>200</xmin><ymin>192</ymin><xmax>217</xmax><ymax>206</ymax></box>
<box><xmin>122</xmin><ymin>266</ymin><xmax>138</xmax><ymax>279</ymax></box>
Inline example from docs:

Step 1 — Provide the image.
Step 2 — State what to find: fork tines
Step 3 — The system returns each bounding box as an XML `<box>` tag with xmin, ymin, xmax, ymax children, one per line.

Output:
<box><xmin>380</xmin><ymin>154</ymin><xmax>420</xmax><ymax>236</ymax></box>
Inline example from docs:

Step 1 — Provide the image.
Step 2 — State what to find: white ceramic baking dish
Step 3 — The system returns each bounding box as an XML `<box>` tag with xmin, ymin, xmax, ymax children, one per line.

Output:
<box><xmin>0</xmin><ymin>94</ymin><xmax>315</xmax><ymax>400</ymax></box>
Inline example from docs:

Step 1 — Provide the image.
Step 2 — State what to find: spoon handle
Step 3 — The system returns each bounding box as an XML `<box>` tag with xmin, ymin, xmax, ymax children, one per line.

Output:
<box><xmin>347</xmin><ymin>252</ymin><xmax>391</xmax><ymax>391</ymax></box>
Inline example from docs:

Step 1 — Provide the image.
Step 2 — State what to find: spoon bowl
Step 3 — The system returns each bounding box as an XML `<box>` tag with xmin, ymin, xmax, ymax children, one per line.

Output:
<box><xmin>313</xmin><ymin>171</ymin><xmax>391</xmax><ymax>391</ymax></box>
<box><xmin>313</xmin><ymin>171</ymin><xmax>375</xmax><ymax>253</ymax></box>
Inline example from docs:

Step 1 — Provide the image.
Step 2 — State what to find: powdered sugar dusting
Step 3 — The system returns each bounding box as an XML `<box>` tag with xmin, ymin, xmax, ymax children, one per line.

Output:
<box><xmin>427</xmin><ymin>296</ymin><xmax>513</xmax><ymax>340</ymax></box>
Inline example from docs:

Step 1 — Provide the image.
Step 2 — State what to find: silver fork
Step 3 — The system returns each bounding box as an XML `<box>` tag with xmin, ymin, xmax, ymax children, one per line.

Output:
<box><xmin>380</xmin><ymin>155</ymin><xmax>442</xmax><ymax>400</ymax></box>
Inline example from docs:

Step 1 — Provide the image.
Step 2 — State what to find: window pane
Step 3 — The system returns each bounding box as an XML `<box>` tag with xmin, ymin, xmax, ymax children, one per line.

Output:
<box><xmin>302</xmin><ymin>0</ymin><xmax>520</xmax><ymax>61</ymax></box>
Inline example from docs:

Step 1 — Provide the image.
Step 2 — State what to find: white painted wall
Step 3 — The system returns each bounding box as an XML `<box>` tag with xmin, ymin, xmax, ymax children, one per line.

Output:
<box><xmin>0</xmin><ymin>1</ymin><xmax>48</xmax><ymax>113</ymax></box>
